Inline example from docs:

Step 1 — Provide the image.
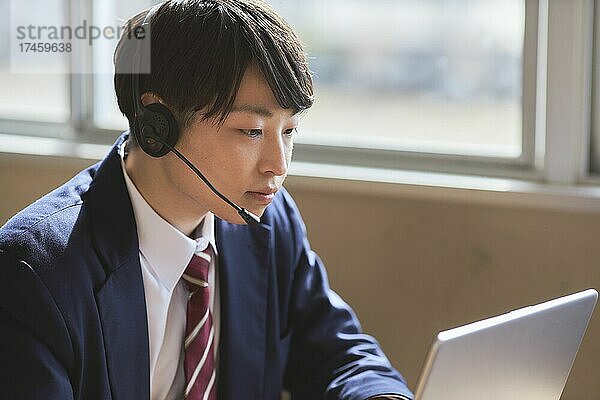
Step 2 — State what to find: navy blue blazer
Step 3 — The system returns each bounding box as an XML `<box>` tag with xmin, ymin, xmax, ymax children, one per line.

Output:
<box><xmin>0</xmin><ymin>133</ymin><xmax>412</xmax><ymax>400</ymax></box>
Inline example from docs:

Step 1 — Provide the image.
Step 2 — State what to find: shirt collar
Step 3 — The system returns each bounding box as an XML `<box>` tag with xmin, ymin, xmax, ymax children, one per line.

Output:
<box><xmin>118</xmin><ymin>142</ymin><xmax>217</xmax><ymax>292</ymax></box>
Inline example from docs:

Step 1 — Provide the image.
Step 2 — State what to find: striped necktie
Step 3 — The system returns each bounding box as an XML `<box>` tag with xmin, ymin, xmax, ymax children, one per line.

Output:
<box><xmin>182</xmin><ymin>245</ymin><xmax>216</xmax><ymax>400</ymax></box>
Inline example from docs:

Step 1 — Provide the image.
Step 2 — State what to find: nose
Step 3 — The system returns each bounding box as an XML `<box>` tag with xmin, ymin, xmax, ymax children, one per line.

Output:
<box><xmin>258</xmin><ymin>132</ymin><xmax>290</xmax><ymax>177</ymax></box>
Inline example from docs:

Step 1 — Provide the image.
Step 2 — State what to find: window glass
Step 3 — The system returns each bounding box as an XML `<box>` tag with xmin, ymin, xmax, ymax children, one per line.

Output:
<box><xmin>0</xmin><ymin>0</ymin><xmax>69</xmax><ymax>123</ymax></box>
<box><xmin>271</xmin><ymin>0</ymin><xmax>525</xmax><ymax>156</ymax></box>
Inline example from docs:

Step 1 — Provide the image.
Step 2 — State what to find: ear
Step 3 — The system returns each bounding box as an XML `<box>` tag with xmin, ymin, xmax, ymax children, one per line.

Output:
<box><xmin>140</xmin><ymin>92</ymin><xmax>163</xmax><ymax>107</ymax></box>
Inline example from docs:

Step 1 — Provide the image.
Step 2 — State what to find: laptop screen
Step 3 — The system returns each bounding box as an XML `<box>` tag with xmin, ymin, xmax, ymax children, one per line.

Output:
<box><xmin>414</xmin><ymin>289</ymin><xmax>597</xmax><ymax>400</ymax></box>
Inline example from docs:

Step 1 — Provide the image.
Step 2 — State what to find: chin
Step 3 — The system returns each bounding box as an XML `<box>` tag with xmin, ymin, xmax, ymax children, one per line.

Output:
<box><xmin>211</xmin><ymin>204</ymin><xmax>265</xmax><ymax>226</ymax></box>
<box><xmin>209</xmin><ymin>190</ymin><xmax>273</xmax><ymax>225</ymax></box>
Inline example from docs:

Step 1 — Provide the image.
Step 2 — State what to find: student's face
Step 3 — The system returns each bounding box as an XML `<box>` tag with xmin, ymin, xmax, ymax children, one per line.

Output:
<box><xmin>161</xmin><ymin>63</ymin><xmax>299</xmax><ymax>225</ymax></box>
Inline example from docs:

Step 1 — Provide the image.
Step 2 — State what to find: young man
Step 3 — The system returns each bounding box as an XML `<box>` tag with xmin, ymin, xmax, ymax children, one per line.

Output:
<box><xmin>0</xmin><ymin>1</ymin><xmax>412</xmax><ymax>399</ymax></box>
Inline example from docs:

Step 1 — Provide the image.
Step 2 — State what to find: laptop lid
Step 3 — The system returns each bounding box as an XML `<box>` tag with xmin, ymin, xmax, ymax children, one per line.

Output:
<box><xmin>414</xmin><ymin>289</ymin><xmax>597</xmax><ymax>400</ymax></box>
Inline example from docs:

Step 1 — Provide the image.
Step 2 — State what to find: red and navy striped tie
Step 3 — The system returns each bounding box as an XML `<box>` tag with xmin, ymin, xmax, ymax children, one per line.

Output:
<box><xmin>182</xmin><ymin>245</ymin><xmax>216</xmax><ymax>400</ymax></box>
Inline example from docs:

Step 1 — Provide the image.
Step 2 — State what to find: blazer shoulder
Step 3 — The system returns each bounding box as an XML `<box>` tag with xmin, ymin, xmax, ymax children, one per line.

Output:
<box><xmin>0</xmin><ymin>163</ymin><xmax>104</xmax><ymax>375</ymax></box>
<box><xmin>0</xmin><ymin>162</ymin><xmax>98</xmax><ymax>262</ymax></box>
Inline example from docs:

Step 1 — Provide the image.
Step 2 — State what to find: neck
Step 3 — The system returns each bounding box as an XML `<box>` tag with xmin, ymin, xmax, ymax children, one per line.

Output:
<box><xmin>124</xmin><ymin>149</ymin><xmax>207</xmax><ymax>237</ymax></box>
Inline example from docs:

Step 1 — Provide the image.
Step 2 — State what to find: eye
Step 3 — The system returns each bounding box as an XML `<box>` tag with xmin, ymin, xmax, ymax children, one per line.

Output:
<box><xmin>283</xmin><ymin>128</ymin><xmax>297</xmax><ymax>137</ymax></box>
<box><xmin>240</xmin><ymin>129</ymin><xmax>262</xmax><ymax>138</ymax></box>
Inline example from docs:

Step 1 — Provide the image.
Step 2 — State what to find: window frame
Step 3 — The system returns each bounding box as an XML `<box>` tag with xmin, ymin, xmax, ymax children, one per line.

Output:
<box><xmin>588</xmin><ymin>0</ymin><xmax>600</xmax><ymax>180</ymax></box>
<box><xmin>544</xmin><ymin>0</ymin><xmax>594</xmax><ymax>185</ymax></box>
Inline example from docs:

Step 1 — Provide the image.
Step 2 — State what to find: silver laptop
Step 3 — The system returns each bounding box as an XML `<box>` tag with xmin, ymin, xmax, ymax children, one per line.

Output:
<box><xmin>414</xmin><ymin>289</ymin><xmax>597</xmax><ymax>400</ymax></box>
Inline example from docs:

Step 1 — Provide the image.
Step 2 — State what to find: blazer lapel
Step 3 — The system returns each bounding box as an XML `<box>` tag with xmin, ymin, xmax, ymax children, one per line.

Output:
<box><xmin>89</xmin><ymin>133</ymin><xmax>150</xmax><ymax>400</ymax></box>
<box><xmin>216</xmin><ymin>218</ymin><xmax>272</xmax><ymax>400</ymax></box>
<box><xmin>94</xmin><ymin>259</ymin><xmax>150</xmax><ymax>400</ymax></box>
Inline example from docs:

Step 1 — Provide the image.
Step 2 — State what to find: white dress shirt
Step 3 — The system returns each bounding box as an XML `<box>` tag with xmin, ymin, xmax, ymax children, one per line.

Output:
<box><xmin>119</xmin><ymin>144</ymin><xmax>220</xmax><ymax>400</ymax></box>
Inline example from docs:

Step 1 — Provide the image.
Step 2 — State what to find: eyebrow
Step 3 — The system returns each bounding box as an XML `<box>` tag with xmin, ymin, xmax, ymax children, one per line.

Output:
<box><xmin>231</xmin><ymin>104</ymin><xmax>274</xmax><ymax>118</ymax></box>
<box><xmin>230</xmin><ymin>104</ymin><xmax>298</xmax><ymax>118</ymax></box>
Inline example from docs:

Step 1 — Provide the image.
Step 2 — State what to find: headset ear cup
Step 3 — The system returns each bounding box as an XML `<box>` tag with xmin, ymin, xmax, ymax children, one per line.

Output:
<box><xmin>137</xmin><ymin>102</ymin><xmax>180</xmax><ymax>157</ymax></box>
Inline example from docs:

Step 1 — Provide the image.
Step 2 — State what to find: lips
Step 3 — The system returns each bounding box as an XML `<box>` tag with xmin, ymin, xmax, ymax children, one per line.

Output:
<box><xmin>249</xmin><ymin>187</ymin><xmax>278</xmax><ymax>196</ymax></box>
<box><xmin>246</xmin><ymin>187</ymin><xmax>278</xmax><ymax>204</ymax></box>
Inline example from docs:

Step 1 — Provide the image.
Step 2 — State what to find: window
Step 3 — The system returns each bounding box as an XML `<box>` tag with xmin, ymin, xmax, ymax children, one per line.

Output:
<box><xmin>2</xmin><ymin>0</ymin><xmax>598</xmax><ymax>186</ymax></box>
<box><xmin>270</xmin><ymin>0</ymin><xmax>526</xmax><ymax>159</ymax></box>
<box><xmin>0</xmin><ymin>0</ymin><xmax>69</xmax><ymax>123</ymax></box>
<box><xmin>590</xmin><ymin>0</ymin><xmax>600</xmax><ymax>175</ymax></box>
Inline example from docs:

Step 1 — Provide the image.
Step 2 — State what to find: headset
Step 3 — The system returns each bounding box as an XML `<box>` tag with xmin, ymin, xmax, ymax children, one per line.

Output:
<box><xmin>130</xmin><ymin>2</ymin><xmax>260</xmax><ymax>225</ymax></box>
